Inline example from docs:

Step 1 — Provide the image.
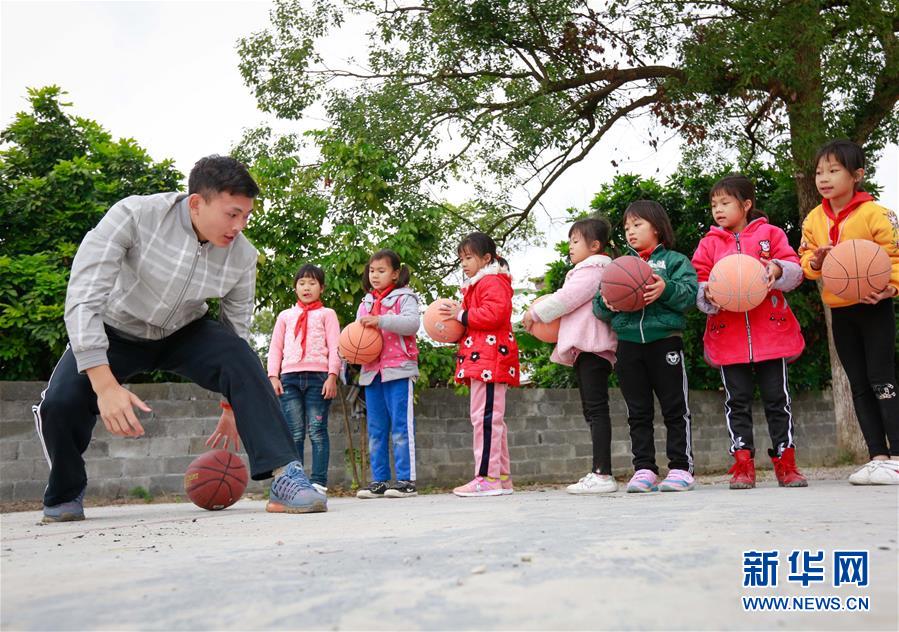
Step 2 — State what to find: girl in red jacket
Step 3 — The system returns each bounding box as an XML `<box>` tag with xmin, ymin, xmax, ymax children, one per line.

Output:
<box><xmin>440</xmin><ymin>232</ymin><xmax>520</xmax><ymax>497</ymax></box>
<box><xmin>692</xmin><ymin>175</ymin><xmax>807</xmax><ymax>490</ymax></box>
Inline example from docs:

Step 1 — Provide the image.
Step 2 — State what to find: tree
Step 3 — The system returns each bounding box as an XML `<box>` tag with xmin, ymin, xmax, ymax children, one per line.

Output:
<box><xmin>0</xmin><ymin>86</ymin><xmax>183</xmax><ymax>380</ymax></box>
<box><xmin>238</xmin><ymin>0</ymin><xmax>898</xmax><ymax>456</ymax></box>
<box><xmin>232</xmin><ymin>126</ymin><xmax>486</xmax><ymax>387</ymax></box>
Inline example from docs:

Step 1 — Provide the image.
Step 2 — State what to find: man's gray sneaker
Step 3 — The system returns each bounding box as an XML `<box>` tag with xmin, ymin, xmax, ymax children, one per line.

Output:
<box><xmin>42</xmin><ymin>488</ymin><xmax>86</xmax><ymax>523</ymax></box>
<box><xmin>266</xmin><ymin>461</ymin><xmax>327</xmax><ymax>514</ymax></box>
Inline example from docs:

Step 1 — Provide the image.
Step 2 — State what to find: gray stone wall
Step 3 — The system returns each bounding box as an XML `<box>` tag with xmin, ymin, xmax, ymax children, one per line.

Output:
<box><xmin>1</xmin><ymin>381</ymin><xmax>838</xmax><ymax>502</ymax></box>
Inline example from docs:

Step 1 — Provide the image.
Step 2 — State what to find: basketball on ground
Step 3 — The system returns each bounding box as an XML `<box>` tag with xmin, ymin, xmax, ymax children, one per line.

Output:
<box><xmin>184</xmin><ymin>449</ymin><xmax>248</xmax><ymax>511</ymax></box>
<box><xmin>599</xmin><ymin>257</ymin><xmax>654</xmax><ymax>312</ymax></box>
<box><xmin>821</xmin><ymin>239</ymin><xmax>891</xmax><ymax>302</ymax></box>
<box><xmin>338</xmin><ymin>321</ymin><xmax>383</xmax><ymax>364</ymax></box>
<box><xmin>707</xmin><ymin>254</ymin><xmax>768</xmax><ymax>312</ymax></box>
<box><xmin>423</xmin><ymin>299</ymin><xmax>465</xmax><ymax>343</ymax></box>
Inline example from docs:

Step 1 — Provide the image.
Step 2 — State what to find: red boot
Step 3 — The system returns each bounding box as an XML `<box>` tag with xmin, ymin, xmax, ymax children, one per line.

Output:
<box><xmin>729</xmin><ymin>450</ymin><xmax>755</xmax><ymax>489</ymax></box>
<box><xmin>770</xmin><ymin>447</ymin><xmax>808</xmax><ymax>487</ymax></box>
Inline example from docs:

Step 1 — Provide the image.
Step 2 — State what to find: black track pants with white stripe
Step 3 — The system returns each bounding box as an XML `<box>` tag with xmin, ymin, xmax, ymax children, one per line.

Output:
<box><xmin>33</xmin><ymin>318</ymin><xmax>298</xmax><ymax>506</ymax></box>
<box><xmin>720</xmin><ymin>358</ymin><xmax>795</xmax><ymax>457</ymax></box>
<box><xmin>616</xmin><ymin>337</ymin><xmax>694</xmax><ymax>474</ymax></box>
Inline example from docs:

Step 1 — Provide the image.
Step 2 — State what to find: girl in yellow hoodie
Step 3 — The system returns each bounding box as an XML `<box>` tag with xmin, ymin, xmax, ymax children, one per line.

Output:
<box><xmin>799</xmin><ymin>139</ymin><xmax>899</xmax><ymax>486</ymax></box>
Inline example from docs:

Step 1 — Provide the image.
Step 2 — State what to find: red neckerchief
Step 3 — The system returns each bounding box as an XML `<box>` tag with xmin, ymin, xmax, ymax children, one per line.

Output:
<box><xmin>293</xmin><ymin>300</ymin><xmax>323</xmax><ymax>359</ymax></box>
<box><xmin>637</xmin><ymin>247</ymin><xmax>654</xmax><ymax>261</ymax></box>
<box><xmin>823</xmin><ymin>191</ymin><xmax>873</xmax><ymax>245</ymax></box>
<box><xmin>371</xmin><ymin>284</ymin><xmax>396</xmax><ymax>315</ymax></box>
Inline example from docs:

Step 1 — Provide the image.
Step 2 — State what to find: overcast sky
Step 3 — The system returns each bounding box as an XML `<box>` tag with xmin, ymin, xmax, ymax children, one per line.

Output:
<box><xmin>3</xmin><ymin>0</ymin><xmax>896</xmax><ymax>284</ymax></box>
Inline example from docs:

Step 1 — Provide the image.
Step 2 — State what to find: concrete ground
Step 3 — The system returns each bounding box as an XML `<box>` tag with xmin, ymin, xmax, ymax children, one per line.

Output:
<box><xmin>1</xmin><ymin>479</ymin><xmax>896</xmax><ymax>631</ymax></box>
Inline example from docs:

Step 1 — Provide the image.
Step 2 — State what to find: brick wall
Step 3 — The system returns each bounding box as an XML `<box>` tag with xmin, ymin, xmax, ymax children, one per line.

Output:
<box><xmin>0</xmin><ymin>382</ymin><xmax>838</xmax><ymax>502</ymax></box>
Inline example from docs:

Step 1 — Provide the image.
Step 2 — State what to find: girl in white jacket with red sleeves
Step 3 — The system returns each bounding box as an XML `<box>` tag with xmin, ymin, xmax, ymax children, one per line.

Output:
<box><xmin>523</xmin><ymin>218</ymin><xmax>619</xmax><ymax>493</ymax></box>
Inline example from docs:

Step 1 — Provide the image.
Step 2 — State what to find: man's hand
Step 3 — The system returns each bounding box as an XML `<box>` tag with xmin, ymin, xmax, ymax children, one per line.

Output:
<box><xmin>643</xmin><ymin>274</ymin><xmax>667</xmax><ymax>306</ymax></box>
<box><xmin>359</xmin><ymin>315</ymin><xmax>380</xmax><ymax>327</ymax></box>
<box><xmin>765</xmin><ymin>261</ymin><xmax>783</xmax><ymax>291</ymax></box>
<box><xmin>860</xmin><ymin>285</ymin><xmax>898</xmax><ymax>305</ymax></box>
<box><xmin>206</xmin><ymin>408</ymin><xmax>240</xmax><ymax>452</ymax></box>
<box><xmin>87</xmin><ymin>365</ymin><xmax>150</xmax><ymax>437</ymax></box>
<box><xmin>269</xmin><ymin>376</ymin><xmax>284</xmax><ymax>396</ymax></box>
<box><xmin>322</xmin><ymin>374</ymin><xmax>338</xmax><ymax>400</ymax></box>
<box><xmin>809</xmin><ymin>245</ymin><xmax>833</xmax><ymax>271</ymax></box>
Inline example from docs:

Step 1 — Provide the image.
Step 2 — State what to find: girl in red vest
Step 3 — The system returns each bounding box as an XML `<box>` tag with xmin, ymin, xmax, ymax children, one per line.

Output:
<box><xmin>354</xmin><ymin>249</ymin><xmax>421</xmax><ymax>499</ymax></box>
<box><xmin>440</xmin><ymin>232</ymin><xmax>520</xmax><ymax>497</ymax></box>
<box><xmin>692</xmin><ymin>175</ymin><xmax>807</xmax><ymax>489</ymax></box>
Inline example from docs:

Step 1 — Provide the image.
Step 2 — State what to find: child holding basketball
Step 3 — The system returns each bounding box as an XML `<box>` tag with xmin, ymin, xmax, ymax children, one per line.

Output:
<box><xmin>692</xmin><ymin>175</ymin><xmax>807</xmax><ymax>489</ymax></box>
<box><xmin>523</xmin><ymin>218</ymin><xmax>619</xmax><ymax>494</ymax></box>
<box><xmin>439</xmin><ymin>232</ymin><xmax>520</xmax><ymax>497</ymax></box>
<box><xmin>267</xmin><ymin>264</ymin><xmax>341</xmax><ymax>494</ymax></box>
<box><xmin>354</xmin><ymin>249</ymin><xmax>422</xmax><ymax>499</ymax></box>
<box><xmin>593</xmin><ymin>201</ymin><xmax>698</xmax><ymax>493</ymax></box>
<box><xmin>799</xmin><ymin>139</ymin><xmax>899</xmax><ymax>485</ymax></box>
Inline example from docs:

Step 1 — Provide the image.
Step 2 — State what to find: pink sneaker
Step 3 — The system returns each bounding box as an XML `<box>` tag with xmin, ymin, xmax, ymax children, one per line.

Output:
<box><xmin>453</xmin><ymin>476</ymin><xmax>504</xmax><ymax>497</ymax></box>
<box><xmin>500</xmin><ymin>475</ymin><xmax>514</xmax><ymax>495</ymax></box>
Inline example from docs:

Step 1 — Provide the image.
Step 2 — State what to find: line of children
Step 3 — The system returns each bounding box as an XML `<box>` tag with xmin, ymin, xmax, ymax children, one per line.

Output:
<box><xmin>266</xmin><ymin>141</ymin><xmax>897</xmax><ymax>498</ymax></box>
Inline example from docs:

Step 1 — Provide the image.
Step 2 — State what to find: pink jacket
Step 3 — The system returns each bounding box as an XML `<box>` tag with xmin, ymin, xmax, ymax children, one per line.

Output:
<box><xmin>529</xmin><ymin>254</ymin><xmax>617</xmax><ymax>367</ymax></box>
<box><xmin>267</xmin><ymin>305</ymin><xmax>341</xmax><ymax>377</ymax></box>
<box><xmin>356</xmin><ymin>287</ymin><xmax>420</xmax><ymax>386</ymax></box>
<box><xmin>691</xmin><ymin>218</ymin><xmax>805</xmax><ymax>367</ymax></box>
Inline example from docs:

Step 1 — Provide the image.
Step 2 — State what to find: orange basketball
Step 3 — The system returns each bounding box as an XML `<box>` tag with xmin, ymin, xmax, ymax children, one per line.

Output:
<box><xmin>708</xmin><ymin>254</ymin><xmax>769</xmax><ymax>312</ymax></box>
<box><xmin>821</xmin><ymin>239</ymin><xmax>891</xmax><ymax>302</ymax></box>
<box><xmin>184</xmin><ymin>450</ymin><xmax>248</xmax><ymax>511</ymax></box>
<box><xmin>600</xmin><ymin>256</ymin><xmax>654</xmax><ymax>312</ymax></box>
<box><xmin>528</xmin><ymin>295</ymin><xmax>560</xmax><ymax>343</ymax></box>
<box><xmin>424</xmin><ymin>299</ymin><xmax>465</xmax><ymax>343</ymax></box>
<box><xmin>338</xmin><ymin>321</ymin><xmax>383</xmax><ymax>364</ymax></box>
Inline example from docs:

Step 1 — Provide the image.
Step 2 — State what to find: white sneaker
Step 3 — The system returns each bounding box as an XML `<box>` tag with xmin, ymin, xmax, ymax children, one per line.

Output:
<box><xmin>869</xmin><ymin>460</ymin><xmax>899</xmax><ymax>485</ymax></box>
<box><xmin>312</xmin><ymin>483</ymin><xmax>328</xmax><ymax>495</ymax></box>
<box><xmin>848</xmin><ymin>461</ymin><xmax>880</xmax><ymax>485</ymax></box>
<box><xmin>566</xmin><ymin>472</ymin><xmax>618</xmax><ymax>494</ymax></box>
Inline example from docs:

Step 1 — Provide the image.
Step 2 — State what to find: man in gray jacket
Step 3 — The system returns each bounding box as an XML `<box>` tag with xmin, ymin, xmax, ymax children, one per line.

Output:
<box><xmin>34</xmin><ymin>155</ymin><xmax>326</xmax><ymax>521</ymax></box>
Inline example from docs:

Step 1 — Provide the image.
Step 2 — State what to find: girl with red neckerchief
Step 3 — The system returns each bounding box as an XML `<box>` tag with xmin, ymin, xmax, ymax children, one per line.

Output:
<box><xmin>267</xmin><ymin>264</ymin><xmax>341</xmax><ymax>494</ymax></box>
<box><xmin>799</xmin><ymin>139</ymin><xmax>899</xmax><ymax>486</ymax></box>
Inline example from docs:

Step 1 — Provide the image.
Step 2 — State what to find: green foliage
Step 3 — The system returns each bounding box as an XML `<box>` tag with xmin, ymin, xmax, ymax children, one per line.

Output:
<box><xmin>525</xmin><ymin>167</ymin><xmax>836</xmax><ymax>390</ymax></box>
<box><xmin>128</xmin><ymin>486</ymin><xmax>153</xmax><ymax>502</ymax></box>
<box><xmin>0</xmin><ymin>87</ymin><xmax>183</xmax><ymax>380</ymax></box>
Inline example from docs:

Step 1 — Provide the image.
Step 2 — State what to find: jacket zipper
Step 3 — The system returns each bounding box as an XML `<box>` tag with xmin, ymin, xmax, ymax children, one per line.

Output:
<box><xmin>735</xmin><ymin>235</ymin><xmax>753</xmax><ymax>361</ymax></box>
<box><xmin>160</xmin><ymin>242</ymin><xmax>204</xmax><ymax>332</ymax></box>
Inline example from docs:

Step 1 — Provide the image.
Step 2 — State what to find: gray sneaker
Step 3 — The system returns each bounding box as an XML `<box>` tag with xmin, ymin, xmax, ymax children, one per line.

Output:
<box><xmin>266</xmin><ymin>461</ymin><xmax>327</xmax><ymax>514</ymax></box>
<box><xmin>42</xmin><ymin>487</ymin><xmax>86</xmax><ymax>523</ymax></box>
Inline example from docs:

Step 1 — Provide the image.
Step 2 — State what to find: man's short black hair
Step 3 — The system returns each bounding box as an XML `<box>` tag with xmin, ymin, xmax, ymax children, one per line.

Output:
<box><xmin>188</xmin><ymin>155</ymin><xmax>259</xmax><ymax>199</ymax></box>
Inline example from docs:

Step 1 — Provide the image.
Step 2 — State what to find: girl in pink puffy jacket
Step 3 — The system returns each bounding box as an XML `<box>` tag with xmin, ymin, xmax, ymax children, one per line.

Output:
<box><xmin>691</xmin><ymin>175</ymin><xmax>807</xmax><ymax>491</ymax></box>
<box><xmin>523</xmin><ymin>218</ymin><xmax>619</xmax><ymax>494</ymax></box>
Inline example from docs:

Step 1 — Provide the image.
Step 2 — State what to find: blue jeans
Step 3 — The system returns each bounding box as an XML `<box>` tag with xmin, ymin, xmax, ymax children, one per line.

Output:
<box><xmin>365</xmin><ymin>375</ymin><xmax>415</xmax><ymax>482</ymax></box>
<box><xmin>279</xmin><ymin>371</ymin><xmax>331</xmax><ymax>486</ymax></box>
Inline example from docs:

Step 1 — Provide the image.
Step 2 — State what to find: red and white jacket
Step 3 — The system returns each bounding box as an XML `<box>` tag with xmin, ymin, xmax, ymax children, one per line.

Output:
<box><xmin>454</xmin><ymin>263</ymin><xmax>520</xmax><ymax>386</ymax></box>
<box><xmin>691</xmin><ymin>218</ymin><xmax>805</xmax><ymax>367</ymax></box>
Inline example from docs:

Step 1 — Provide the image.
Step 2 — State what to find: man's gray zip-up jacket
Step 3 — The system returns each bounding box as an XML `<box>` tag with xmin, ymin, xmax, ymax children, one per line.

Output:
<box><xmin>64</xmin><ymin>192</ymin><xmax>258</xmax><ymax>372</ymax></box>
